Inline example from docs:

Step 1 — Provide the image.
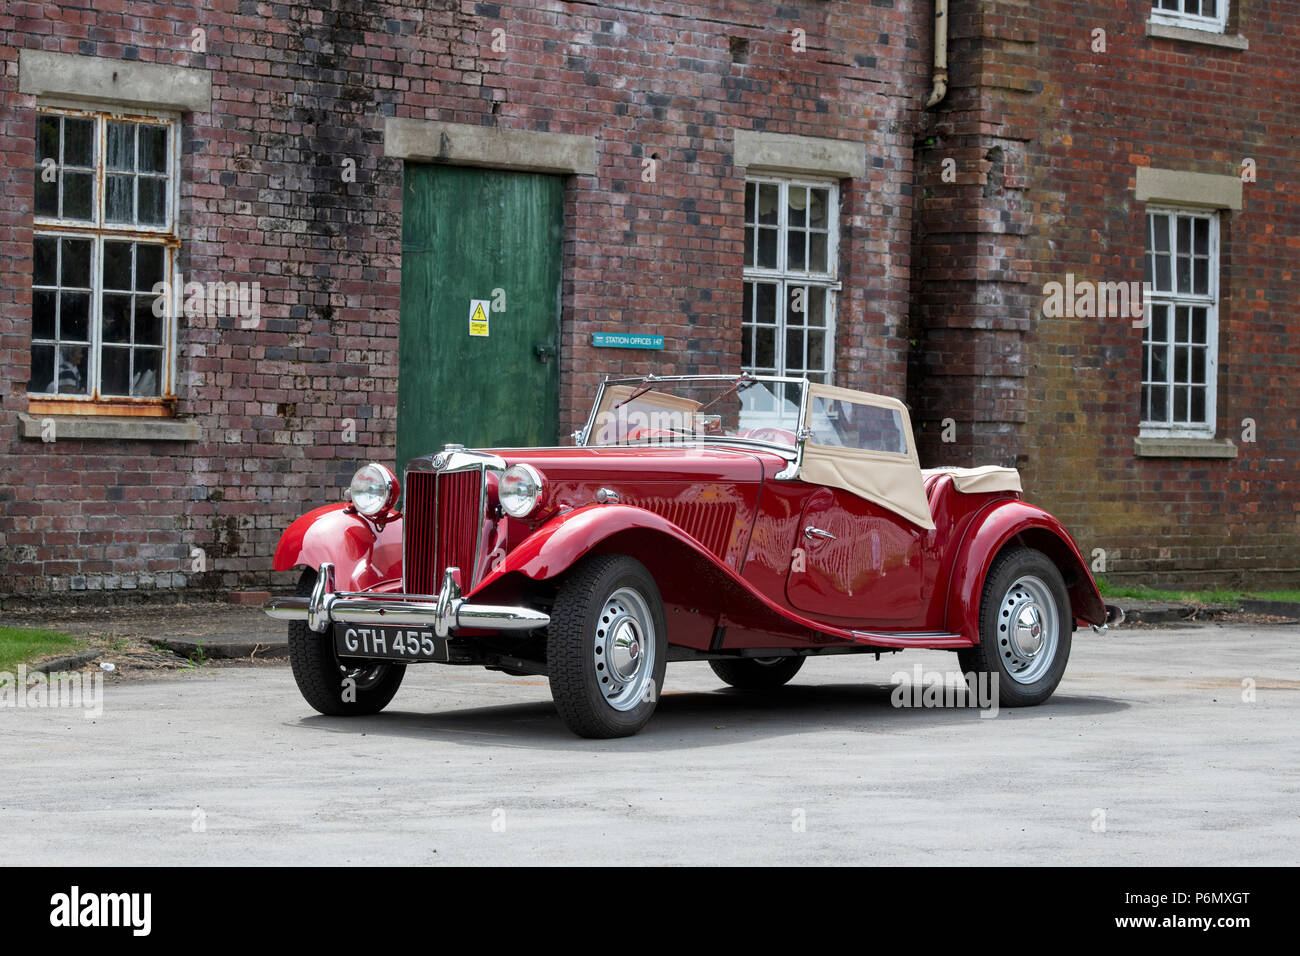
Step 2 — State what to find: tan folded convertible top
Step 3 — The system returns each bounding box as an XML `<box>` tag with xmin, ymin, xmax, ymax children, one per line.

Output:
<box><xmin>921</xmin><ymin>465</ymin><xmax>1023</xmax><ymax>495</ymax></box>
<box><xmin>798</xmin><ymin>383</ymin><xmax>936</xmax><ymax>531</ymax></box>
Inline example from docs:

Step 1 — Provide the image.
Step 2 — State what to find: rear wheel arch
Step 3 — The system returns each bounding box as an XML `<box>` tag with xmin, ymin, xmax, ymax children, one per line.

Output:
<box><xmin>1006</xmin><ymin>527</ymin><xmax>1105</xmax><ymax>628</ymax></box>
<box><xmin>947</xmin><ymin>508</ymin><xmax>1106</xmax><ymax>640</ymax></box>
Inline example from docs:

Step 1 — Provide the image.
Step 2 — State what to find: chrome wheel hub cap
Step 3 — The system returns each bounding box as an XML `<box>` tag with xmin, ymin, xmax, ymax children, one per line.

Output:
<box><xmin>1011</xmin><ymin>604</ymin><xmax>1044</xmax><ymax>658</ymax></box>
<box><xmin>593</xmin><ymin>587</ymin><xmax>656</xmax><ymax>711</ymax></box>
<box><xmin>609</xmin><ymin>620</ymin><xmax>642</xmax><ymax>681</ymax></box>
<box><xmin>996</xmin><ymin>575</ymin><xmax>1059</xmax><ymax>685</ymax></box>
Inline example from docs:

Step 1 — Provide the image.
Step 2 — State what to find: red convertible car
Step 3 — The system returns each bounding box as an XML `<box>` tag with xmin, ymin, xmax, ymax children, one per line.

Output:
<box><xmin>265</xmin><ymin>374</ymin><xmax>1121</xmax><ymax>737</ymax></box>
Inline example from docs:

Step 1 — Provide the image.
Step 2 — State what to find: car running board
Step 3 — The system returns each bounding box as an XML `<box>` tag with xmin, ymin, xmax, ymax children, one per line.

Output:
<box><xmin>850</xmin><ymin>630</ymin><xmax>970</xmax><ymax>648</ymax></box>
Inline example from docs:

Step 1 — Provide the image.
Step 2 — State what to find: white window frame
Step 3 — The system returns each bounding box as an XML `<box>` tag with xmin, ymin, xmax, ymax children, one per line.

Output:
<box><xmin>1149</xmin><ymin>0</ymin><xmax>1229</xmax><ymax>33</ymax></box>
<box><xmin>1140</xmin><ymin>207</ymin><xmax>1220</xmax><ymax>439</ymax></box>
<box><xmin>30</xmin><ymin>103</ymin><xmax>181</xmax><ymax>409</ymax></box>
<box><xmin>741</xmin><ymin>176</ymin><xmax>840</xmax><ymax>384</ymax></box>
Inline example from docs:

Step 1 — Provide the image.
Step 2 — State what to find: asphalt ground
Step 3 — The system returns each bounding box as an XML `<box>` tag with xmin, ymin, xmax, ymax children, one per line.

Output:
<box><xmin>2</xmin><ymin>618</ymin><xmax>1296</xmax><ymax>865</ymax></box>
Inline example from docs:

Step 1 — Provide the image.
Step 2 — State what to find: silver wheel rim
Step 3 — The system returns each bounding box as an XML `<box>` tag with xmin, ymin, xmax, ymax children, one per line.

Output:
<box><xmin>593</xmin><ymin>587</ymin><xmax>656</xmax><ymax>711</ymax></box>
<box><xmin>996</xmin><ymin>574</ymin><xmax>1059</xmax><ymax>685</ymax></box>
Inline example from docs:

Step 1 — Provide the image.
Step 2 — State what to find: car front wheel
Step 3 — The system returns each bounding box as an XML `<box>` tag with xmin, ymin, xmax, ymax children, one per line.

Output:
<box><xmin>546</xmin><ymin>554</ymin><xmax>668</xmax><ymax>738</ymax></box>
<box><xmin>958</xmin><ymin>547</ymin><xmax>1072</xmax><ymax>707</ymax></box>
<box><xmin>287</xmin><ymin>568</ymin><xmax>405</xmax><ymax>716</ymax></box>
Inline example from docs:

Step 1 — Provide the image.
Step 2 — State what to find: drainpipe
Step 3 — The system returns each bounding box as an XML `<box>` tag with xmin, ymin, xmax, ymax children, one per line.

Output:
<box><xmin>926</xmin><ymin>0</ymin><xmax>949</xmax><ymax>108</ymax></box>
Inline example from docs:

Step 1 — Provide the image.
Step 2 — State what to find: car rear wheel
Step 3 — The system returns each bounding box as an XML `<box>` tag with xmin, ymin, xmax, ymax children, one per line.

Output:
<box><xmin>547</xmin><ymin>554</ymin><xmax>667</xmax><ymax>738</ymax></box>
<box><xmin>709</xmin><ymin>656</ymin><xmax>805</xmax><ymax>689</ymax></box>
<box><xmin>287</xmin><ymin>568</ymin><xmax>405</xmax><ymax>716</ymax></box>
<box><xmin>958</xmin><ymin>547</ymin><xmax>1072</xmax><ymax>707</ymax></box>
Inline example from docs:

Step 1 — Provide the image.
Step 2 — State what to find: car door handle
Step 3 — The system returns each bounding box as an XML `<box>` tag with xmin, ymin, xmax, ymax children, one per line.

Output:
<box><xmin>804</xmin><ymin>526</ymin><xmax>836</xmax><ymax>541</ymax></box>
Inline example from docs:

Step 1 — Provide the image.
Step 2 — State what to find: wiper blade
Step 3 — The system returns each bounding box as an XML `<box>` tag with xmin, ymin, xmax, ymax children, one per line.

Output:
<box><xmin>612</xmin><ymin>373</ymin><xmax>662</xmax><ymax>409</ymax></box>
<box><xmin>697</xmin><ymin>371</ymin><xmax>756</xmax><ymax>414</ymax></box>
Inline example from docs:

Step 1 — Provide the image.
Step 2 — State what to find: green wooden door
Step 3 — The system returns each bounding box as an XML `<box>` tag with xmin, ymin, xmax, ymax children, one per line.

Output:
<box><xmin>397</xmin><ymin>164</ymin><xmax>563</xmax><ymax>472</ymax></box>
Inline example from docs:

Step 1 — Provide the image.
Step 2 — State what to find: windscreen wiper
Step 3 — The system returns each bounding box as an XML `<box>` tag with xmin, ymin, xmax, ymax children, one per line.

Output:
<box><xmin>696</xmin><ymin>372</ymin><xmax>756</xmax><ymax>414</ymax></box>
<box><xmin>612</xmin><ymin>373</ymin><xmax>662</xmax><ymax>410</ymax></box>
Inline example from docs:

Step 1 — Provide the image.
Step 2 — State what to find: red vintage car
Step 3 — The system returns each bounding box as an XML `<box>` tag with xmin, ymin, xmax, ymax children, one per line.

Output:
<box><xmin>265</xmin><ymin>374</ymin><xmax>1122</xmax><ymax>737</ymax></box>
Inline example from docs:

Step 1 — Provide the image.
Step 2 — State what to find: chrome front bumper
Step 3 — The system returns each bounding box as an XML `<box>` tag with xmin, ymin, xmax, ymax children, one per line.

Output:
<box><xmin>263</xmin><ymin>562</ymin><xmax>550</xmax><ymax>637</ymax></box>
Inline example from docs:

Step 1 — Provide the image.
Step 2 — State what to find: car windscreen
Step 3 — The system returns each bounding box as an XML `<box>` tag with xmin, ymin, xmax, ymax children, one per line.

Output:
<box><xmin>587</xmin><ymin>377</ymin><xmax>803</xmax><ymax>448</ymax></box>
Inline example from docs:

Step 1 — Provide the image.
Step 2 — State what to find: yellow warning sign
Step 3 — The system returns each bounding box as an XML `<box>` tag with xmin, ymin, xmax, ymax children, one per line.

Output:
<box><xmin>469</xmin><ymin>299</ymin><xmax>490</xmax><ymax>337</ymax></box>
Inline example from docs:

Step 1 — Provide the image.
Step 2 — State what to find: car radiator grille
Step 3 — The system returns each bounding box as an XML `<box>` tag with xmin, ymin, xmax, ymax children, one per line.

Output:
<box><xmin>403</xmin><ymin>469</ymin><xmax>482</xmax><ymax>595</ymax></box>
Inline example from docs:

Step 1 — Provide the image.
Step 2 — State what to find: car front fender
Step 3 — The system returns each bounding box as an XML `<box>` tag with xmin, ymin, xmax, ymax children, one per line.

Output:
<box><xmin>271</xmin><ymin>503</ymin><xmax>403</xmax><ymax>591</ymax></box>
<box><xmin>475</xmin><ymin>503</ymin><xmax>717</xmax><ymax>586</ymax></box>
<box><xmin>945</xmin><ymin>500</ymin><xmax>1107</xmax><ymax>642</ymax></box>
<box><xmin>471</xmin><ymin>504</ymin><xmax>881</xmax><ymax>649</ymax></box>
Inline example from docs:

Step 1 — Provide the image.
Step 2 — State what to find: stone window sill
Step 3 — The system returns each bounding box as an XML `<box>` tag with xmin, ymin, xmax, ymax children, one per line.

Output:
<box><xmin>18</xmin><ymin>412</ymin><xmax>201</xmax><ymax>442</ymax></box>
<box><xmin>1134</xmin><ymin>436</ymin><xmax>1238</xmax><ymax>459</ymax></box>
<box><xmin>1145</xmin><ymin>20</ymin><xmax>1249</xmax><ymax>50</ymax></box>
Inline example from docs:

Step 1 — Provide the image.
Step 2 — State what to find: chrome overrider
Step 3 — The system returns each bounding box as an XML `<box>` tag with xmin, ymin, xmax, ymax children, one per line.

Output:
<box><xmin>264</xmin><ymin>561</ymin><xmax>551</xmax><ymax>637</ymax></box>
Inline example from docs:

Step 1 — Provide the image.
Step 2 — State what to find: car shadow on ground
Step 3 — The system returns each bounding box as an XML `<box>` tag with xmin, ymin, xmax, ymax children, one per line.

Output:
<box><xmin>295</xmin><ymin>681</ymin><xmax>1130</xmax><ymax>751</ymax></box>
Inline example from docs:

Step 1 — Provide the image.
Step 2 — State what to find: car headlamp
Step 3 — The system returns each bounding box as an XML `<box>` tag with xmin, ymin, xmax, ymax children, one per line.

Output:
<box><xmin>499</xmin><ymin>464</ymin><xmax>545</xmax><ymax>519</ymax></box>
<box><xmin>348</xmin><ymin>463</ymin><xmax>399</xmax><ymax>517</ymax></box>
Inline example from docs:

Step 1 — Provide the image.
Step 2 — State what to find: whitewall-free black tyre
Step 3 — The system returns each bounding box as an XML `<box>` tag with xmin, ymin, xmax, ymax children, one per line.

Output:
<box><xmin>546</xmin><ymin>554</ymin><xmax>668</xmax><ymax>738</ymax></box>
<box><xmin>957</xmin><ymin>547</ymin><xmax>1072</xmax><ymax>707</ymax></box>
<box><xmin>287</xmin><ymin>568</ymin><xmax>405</xmax><ymax>716</ymax></box>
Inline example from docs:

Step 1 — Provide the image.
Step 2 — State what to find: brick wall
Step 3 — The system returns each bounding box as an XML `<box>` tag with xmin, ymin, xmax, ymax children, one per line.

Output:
<box><xmin>0</xmin><ymin>0</ymin><xmax>931</xmax><ymax>597</ymax></box>
<box><xmin>913</xmin><ymin>0</ymin><xmax>1300</xmax><ymax>587</ymax></box>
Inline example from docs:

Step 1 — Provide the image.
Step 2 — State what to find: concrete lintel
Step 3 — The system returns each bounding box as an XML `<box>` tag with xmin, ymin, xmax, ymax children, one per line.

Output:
<box><xmin>733</xmin><ymin>130</ymin><xmax>866</xmax><ymax>180</ymax></box>
<box><xmin>1135</xmin><ymin>166</ymin><xmax>1243</xmax><ymax>210</ymax></box>
<box><xmin>18</xmin><ymin>412</ymin><xmax>202</xmax><ymax>443</ymax></box>
<box><xmin>384</xmin><ymin>117</ymin><xmax>597</xmax><ymax>175</ymax></box>
<box><xmin>18</xmin><ymin>50</ymin><xmax>212</xmax><ymax>113</ymax></box>
<box><xmin>1134</xmin><ymin>436</ymin><xmax>1238</xmax><ymax>459</ymax></box>
<box><xmin>1146</xmin><ymin>20</ymin><xmax>1249</xmax><ymax>50</ymax></box>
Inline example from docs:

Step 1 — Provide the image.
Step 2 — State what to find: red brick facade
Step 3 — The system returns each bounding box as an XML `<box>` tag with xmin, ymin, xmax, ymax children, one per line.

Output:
<box><xmin>911</xmin><ymin>0</ymin><xmax>1299</xmax><ymax>588</ymax></box>
<box><xmin>1</xmin><ymin>1</ymin><xmax>928</xmax><ymax>597</ymax></box>
<box><xmin>1</xmin><ymin>0</ymin><xmax>1296</xmax><ymax>597</ymax></box>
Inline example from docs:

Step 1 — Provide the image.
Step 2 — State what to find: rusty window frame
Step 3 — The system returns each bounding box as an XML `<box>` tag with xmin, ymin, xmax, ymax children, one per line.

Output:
<box><xmin>29</xmin><ymin>104</ymin><xmax>180</xmax><ymax>416</ymax></box>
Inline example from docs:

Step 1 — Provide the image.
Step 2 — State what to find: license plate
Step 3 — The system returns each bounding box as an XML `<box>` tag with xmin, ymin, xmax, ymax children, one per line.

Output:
<box><xmin>333</xmin><ymin>624</ymin><xmax>449</xmax><ymax>663</ymax></box>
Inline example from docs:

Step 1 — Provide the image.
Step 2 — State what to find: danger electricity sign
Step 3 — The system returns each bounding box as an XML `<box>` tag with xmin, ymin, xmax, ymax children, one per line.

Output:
<box><xmin>468</xmin><ymin>299</ymin><xmax>490</xmax><ymax>337</ymax></box>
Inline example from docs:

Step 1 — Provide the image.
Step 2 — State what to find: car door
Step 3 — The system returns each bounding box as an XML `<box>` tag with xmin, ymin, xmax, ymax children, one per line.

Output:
<box><xmin>787</xmin><ymin>487</ymin><xmax>925</xmax><ymax>622</ymax></box>
<box><xmin>785</xmin><ymin>383</ymin><xmax>933</xmax><ymax>624</ymax></box>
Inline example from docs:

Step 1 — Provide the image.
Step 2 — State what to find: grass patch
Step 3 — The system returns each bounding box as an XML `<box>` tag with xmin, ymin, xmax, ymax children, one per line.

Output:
<box><xmin>0</xmin><ymin>625</ymin><xmax>82</xmax><ymax>674</ymax></box>
<box><xmin>1242</xmin><ymin>589</ymin><xmax>1300</xmax><ymax>603</ymax></box>
<box><xmin>1096</xmin><ymin>579</ymin><xmax>1300</xmax><ymax>605</ymax></box>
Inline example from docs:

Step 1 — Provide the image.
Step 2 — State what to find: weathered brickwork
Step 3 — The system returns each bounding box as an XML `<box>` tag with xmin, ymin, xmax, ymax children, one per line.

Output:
<box><xmin>3</xmin><ymin>1</ymin><xmax>1296</xmax><ymax>597</ymax></box>
<box><xmin>913</xmin><ymin>0</ymin><xmax>1299</xmax><ymax>587</ymax></box>
<box><xmin>0</xmin><ymin>0</ymin><xmax>930</xmax><ymax>596</ymax></box>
